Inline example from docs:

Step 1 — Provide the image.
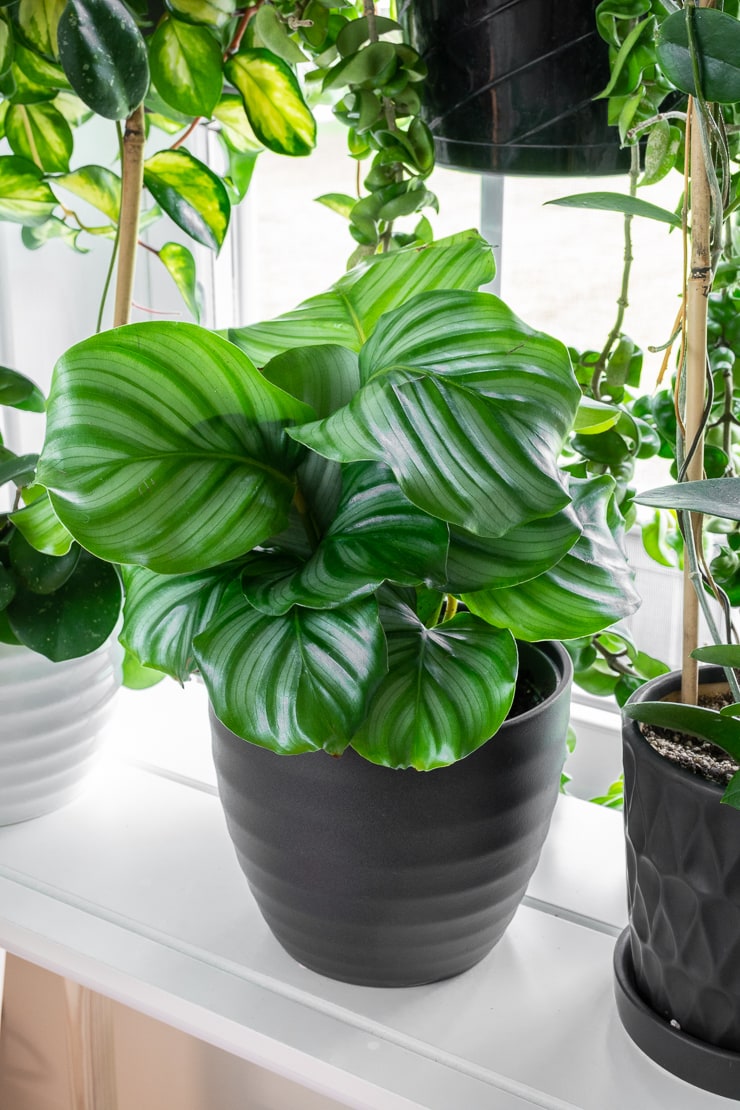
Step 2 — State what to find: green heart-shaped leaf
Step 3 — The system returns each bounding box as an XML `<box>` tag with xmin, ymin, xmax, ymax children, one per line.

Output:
<box><xmin>225</xmin><ymin>48</ymin><xmax>316</xmax><ymax>156</ymax></box>
<box><xmin>54</xmin><ymin>164</ymin><xmax>121</xmax><ymax>221</ymax></box>
<box><xmin>38</xmin><ymin>322</ymin><xmax>314</xmax><ymax>573</ymax></box>
<box><xmin>58</xmin><ymin>0</ymin><xmax>149</xmax><ymax>119</ymax></box>
<box><xmin>121</xmin><ymin>563</ymin><xmax>237</xmax><ymax>682</ymax></box>
<box><xmin>0</xmin><ymin>364</ymin><xmax>45</xmax><ymax>411</ymax></box>
<box><xmin>0</xmin><ymin>154</ymin><xmax>56</xmax><ymax>224</ymax></box>
<box><xmin>290</xmin><ymin>290</ymin><xmax>578</xmax><ymax>538</ymax></box>
<box><xmin>149</xmin><ymin>16</ymin><xmax>223</xmax><ymax>117</ymax></box>
<box><xmin>463</xmin><ymin>477</ymin><xmax>640</xmax><ymax>640</ymax></box>
<box><xmin>657</xmin><ymin>8</ymin><xmax>740</xmax><ymax>104</ymax></box>
<box><xmin>144</xmin><ymin>148</ymin><xmax>230</xmax><ymax>251</ymax></box>
<box><xmin>351</xmin><ymin>601</ymin><xmax>518</xmax><ymax>769</ymax></box>
<box><xmin>193</xmin><ymin>588</ymin><xmax>387</xmax><ymax>755</ymax></box>
<box><xmin>158</xmin><ymin>241</ymin><xmax>201</xmax><ymax>320</ymax></box>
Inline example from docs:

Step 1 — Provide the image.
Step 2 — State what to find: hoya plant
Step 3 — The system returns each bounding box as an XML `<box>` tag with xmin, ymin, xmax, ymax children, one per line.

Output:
<box><xmin>35</xmin><ymin>233</ymin><xmax>639</xmax><ymax>769</ymax></box>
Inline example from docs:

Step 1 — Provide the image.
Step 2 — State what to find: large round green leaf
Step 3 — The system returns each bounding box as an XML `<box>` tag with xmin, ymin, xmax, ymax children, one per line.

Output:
<box><xmin>242</xmin><ymin>461</ymin><xmax>449</xmax><ymax>614</ymax></box>
<box><xmin>350</xmin><ymin>602</ymin><xmax>518</xmax><ymax>770</ymax></box>
<box><xmin>290</xmin><ymin>291</ymin><xmax>578</xmax><ymax>539</ymax></box>
<box><xmin>5</xmin><ymin>101</ymin><xmax>72</xmax><ymax>172</ymax></box>
<box><xmin>144</xmin><ymin>148</ymin><xmax>230</xmax><ymax>251</ymax></box>
<box><xmin>121</xmin><ymin>564</ymin><xmax>237</xmax><ymax>682</ymax></box>
<box><xmin>57</xmin><ymin>0</ymin><xmax>149</xmax><ymax>119</ymax></box>
<box><xmin>0</xmin><ymin>155</ymin><xmax>56</xmax><ymax>224</ymax></box>
<box><xmin>228</xmin><ymin>230</ymin><xmax>494</xmax><ymax>365</ymax></box>
<box><xmin>224</xmin><ymin>48</ymin><xmax>316</xmax><ymax>156</ymax></box>
<box><xmin>38</xmin><ymin>322</ymin><xmax>314</xmax><ymax>573</ymax></box>
<box><xmin>463</xmin><ymin>477</ymin><xmax>640</xmax><ymax>640</ymax></box>
<box><xmin>6</xmin><ymin>548</ymin><xmax>122</xmax><ymax>661</ymax></box>
<box><xmin>193</xmin><ymin>588</ymin><xmax>387</xmax><ymax>755</ymax></box>
<box><xmin>149</xmin><ymin>16</ymin><xmax>223</xmax><ymax>118</ymax></box>
<box><xmin>657</xmin><ymin>8</ymin><xmax>740</xmax><ymax>104</ymax></box>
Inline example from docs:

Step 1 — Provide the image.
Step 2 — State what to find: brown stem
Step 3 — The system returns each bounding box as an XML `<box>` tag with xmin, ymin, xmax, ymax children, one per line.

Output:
<box><xmin>170</xmin><ymin>117</ymin><xmax>201</xmax><ymax>151</ymax></box>
<box><xmin>226</xmin><ymin>4</ymin><xmax>261</xmax><ymax>58</ymax></box>
<box><xmin>113</xmin><ymin>105</ymin><xmax>146</xmax><ymax>328</ymax></box>
<box><xmin>682</xmin><ymin>89</ymin><xmax>712</xmax><ymax>704</ymax></box>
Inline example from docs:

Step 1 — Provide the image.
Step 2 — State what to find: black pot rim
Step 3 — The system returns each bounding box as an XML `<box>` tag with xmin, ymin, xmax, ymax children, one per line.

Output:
<box><xmin>622</xmin><ymin>664</ymin><xmax>730</xmax><ymax>803</ymax></box>
<box><xmin>614</xmin><ymin>928</ymin><xmax>740</xmax><ymax>1098</ymax></box>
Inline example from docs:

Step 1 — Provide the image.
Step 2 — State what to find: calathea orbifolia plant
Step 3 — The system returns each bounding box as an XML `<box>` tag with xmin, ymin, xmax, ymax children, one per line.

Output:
<box><xmin>0</xmin><ymin>366</ymin><xmax>121</xmax><ymax>659</ymax></box>
<box><xmin>0</xmin><ymin>0</ymin><xmax>436</xmax><ymax>321</ymax></box>
<box><xmin>35</xmin><ymin>233</ymin><xmax>639</xmax><ymax>768</ymax></box>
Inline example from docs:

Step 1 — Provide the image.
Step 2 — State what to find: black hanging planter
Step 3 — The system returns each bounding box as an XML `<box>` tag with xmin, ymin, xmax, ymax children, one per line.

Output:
<box><xmin>211</xmin><ymin>640</ymin><xmax>572</xmax><ymax>987</ymax></box>
<box><xmin>398</xmin><ymin>0</ymin><xmax>628</xmax><ymax>176</ymax></box>
<box><xmin>615</xmin><ymin>666</ymin><xmax>740</xmax><ymax>1099</ymax></box>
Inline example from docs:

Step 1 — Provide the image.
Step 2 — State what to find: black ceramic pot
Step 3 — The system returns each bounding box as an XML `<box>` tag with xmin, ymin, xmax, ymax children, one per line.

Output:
<box><xmin>211</xmin><ymin>640</ymin><xmax>572</xmax><ymax>987</ymax></box>
<box><xmin>614</xmin><ymin>666</ymin><xmax>740</xmax><ymax>1098</ymax></box>
<box><xmin>398</xmin><ymin>0</ymin><xmax>627</xmax><ymax>176</ymax></box>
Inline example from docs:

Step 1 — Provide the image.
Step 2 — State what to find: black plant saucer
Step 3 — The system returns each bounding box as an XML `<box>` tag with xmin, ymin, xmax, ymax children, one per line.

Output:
<box><xmin>614</xmin><ymin>928</ymin><xmax>740</xmax><ymax>1100</ymax></box>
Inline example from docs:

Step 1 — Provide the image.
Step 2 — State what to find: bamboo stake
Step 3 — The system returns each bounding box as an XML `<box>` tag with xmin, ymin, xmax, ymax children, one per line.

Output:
<box><xmin>64</xmin><ymin>982</ymin><xmax>118</xmax><ymax>1110</ymax></box>
<box><xmin>113</xmin><ymin>104</ymin><xmax>146</xmax><ymax>328</ymax></box>
<box><xmin>682</xmin><ymin>89</ymin><xmax>712</xmax><ymax>703</ymax></box>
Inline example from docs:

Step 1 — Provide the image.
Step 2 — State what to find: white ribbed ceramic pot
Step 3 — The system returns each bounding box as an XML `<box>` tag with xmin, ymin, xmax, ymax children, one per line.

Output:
<box><xmin>0</xmin><ymin>636</ymin><xmax>122</xmax><ymax>825</ymax></box>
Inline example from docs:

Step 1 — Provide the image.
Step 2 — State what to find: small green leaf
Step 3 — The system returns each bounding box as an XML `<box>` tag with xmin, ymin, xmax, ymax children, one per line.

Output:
<box><xmin>692</xmin><ymin>643</ymin><xmax>740</xmax><ymax>668</ymax></box>
<box><xmin>547</xmin><ymin>191</ymin><xmax>682</xmax><ymax>228</ymax></box>
<box><xmin>213</xmin><ymin>93</ymin><xmax>262</xmax><ymax>152</ymax></box>
<box><xmin>54</xmin><ymin>164</ymin><xmax>121</xmax><ymax>221</ymax></box>
<box><xmin>253</xmin><ymin>4</ymin><xmax>307</xmax><ymax>63</ymax></box>
<box><xmin>0</xmin><ymin>365</ymin><xmax>45</xmax><ymax>411</ymax></box>
<box><xmin>22</xmin><ymin>214</ymin><xmax>87</xmax><ymax>251</ymax></box>
<box><xmin>165</xmin><ymin>0</ymin><xmax>236</xmax><ymax>28</ymax></box>
<box><xmin>0</xmin><ymin>154</ymin><xmax>57</xmax><ymax>225</ymax></box>
<box><xmin>158</xmin><ymin>241</ymin><xmax>201</xmax><ymax>320</ymax></box>
<box><xmin>351</xmin><ymin>604</ymin><xmax>518</xmax><ymax>770</ymax></box>
<box><xmin>0</xmin><ymin>14</ymin><xmax>13</xmax><ymax>76</ymax></box>
<box><xmin>10</xmin><ymin>489</ymin><xmax>73</xmax><ymax>555</ymax></box>
<box><xmin>722</xmin><ymin>769</ymin><xmax>740</xmax><ymax>809</ymax></box>
<box><xmin>335</xmin><ymin>15</ymin><xmax>400</xmax><ymax>57</ymax></box>
<box><xmin>5</xmin><ymin>101</ymin><xmax>72</xmax><ymax>172</ymax></box>
<box><xmin>144</xmin><ymin>149</ymin><xmax>230</xmax><ymax>251</ymax></box>
<box><xmin>193</xmin><ymin>589</ymin><xmax>387</xmax><ymax>755</ymax></box>
<box><xmin>17</xmin><ymin>0</ymin><xmax>65</xmax><ymax>59</ymax></box>
<box><xmin>323</xmin><ymin>40</ymin><xmax>397</xmax><ymax>91</ymax></box>
<box><xmin>225</xmin><ymin>48</ymin><xmax>316</xmax><ymax>156</ymax></box>
<box><xmin>315</xmin><ymin>191</ymin><xmax>355</xmax><ymax>219</ymax></box>
<box><xmin>220</xmin><ymin>141</ymin><xmax>258</xmax><ymax>203</ymax></box>
<box><xmin>635</xmin><ymin>477</ymin><xmax>740</xmax><ymax>520</ymax></box>
<box><xmin>6</xmin><ymin>548</ymin><xmax>122</xmax><ymax>661</ymax></box>
<box><xmin>121</xmin><ymin>649</ymin><xmax>166</xmax><ymax>690</ymax></box>
<box><xmin>149</xmin><ymin>15</ymin><xmax>223</xmax><ymax>117</ymax></box>
<box><xmin>574</xmin><ymin>397</ymin><xmax>621</xmax><ymax>435</ymax></box>
<box><xmin>0</xmin><ymin>450</ymin><xmax>38</xmax><ymax>487</ymax></box>
<box><xmin>657</xmin><ymin>8</ymin><xmax>740</xmax><ymax>104</ymax></box>
<box><xmin>640</xmin><ymin>119</ymin><xmax>681</xmax><ymax>187</ymax></box>
<box><xmin>58</xmin><ymin>0</ymin><xmax>150</xmax><ymax>119</ymax></box>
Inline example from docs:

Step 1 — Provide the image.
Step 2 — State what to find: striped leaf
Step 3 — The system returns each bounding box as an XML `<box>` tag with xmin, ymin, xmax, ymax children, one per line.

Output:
<box><xmin>262</xmin><ymin>344</ymin><xmax>360</xmax><ymax>418</ymax></box>
<box><xmin>0</xmin><ymin>155</ymin><xmax>56</xmax><ymax>225</ymax></box>
<box><xmin>225</xmin><ymin>48</ymin><xmax>315</xmax><ymax>157</ymax></box>
<box><xmin>54</xmin><ymin>165</ymin><xmax>121</xmax><ymax>221</ymax></box>
<box><xmin>291</xmin><ymin>291</ymin><xmax>578</xmax><ymax>538</ymax></box>
<box><xmin>121</xmin><ymin>564</ymin><xmax>237</xmax><ymax>682</ymax></box>
<box><xmin>144</xmin><ymin>149</ymin><xmax>230</xmax><ymax>251</ymax></box>
<box><xmin>242</xmin><ymin>461</ymin><xmax>448</xmax><ymax>614</ymax></box>
<box><xmin>227</xmin><ymin>229</ymin><xmax>494</xmax><ymax>364</ymax></box>
<box><xmin>149</xmin><ymin>16</ymin><xmax>223</xmax><ymax>118</ymax></box>
<box><xmin>17</xmin><ymin>0</ymin><xmax>65</xmax><ymax>59</ymax></box>
<box><xmin>5</xmin><ymin>101</ymin><xmax>72</xmax><ymax>172</ymax></box>
<box><xmin>38</xmin><ymin>322</ymin><xmax>314</xmax><ymax>573</ymax></box>
<box><xmin>445</xmin><ymin>507</ymin><xmax>581</xmax><ymax>593</ymax></box>
<box><xmin>10</xmin><ymin>489</ymin><xmax>73</xmax><ymax>555</ymax></box>
<box><xmin>159</xmin><ymin>242</ymin><xmax>201</xmax><ymax>320</ymax></box>
<box><xmin>0</xmin><ymin>16</ymin><xmax>13</xmax><ymax>78</ymax></box>
<box><xmin>166</xmin><ymin>0</ymin><xmax>237</xmax><ymax>29</ymax></box>
<box><xmin>193</xmin><ymin>588</ymin><xmax>387</xmax><ymax>755</ymax></box>
<box><xmin>57</xmin><ymin>0</ymin><xmax>149</xmax><ymax>119</ymax></box>
<box><xmin>463</xmin><ymin>477</ymin><xmax>640</xmax><ymax>640</ymax></box>
<box><xmin>350</xmin><ymin>601</ymin><xmax>518</xmax><ymax>770</ymax></box>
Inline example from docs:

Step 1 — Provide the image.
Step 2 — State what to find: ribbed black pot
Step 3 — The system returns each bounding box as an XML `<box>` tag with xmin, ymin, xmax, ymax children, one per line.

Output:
<box><xmin>398</xmin><ymin>0</ymin><xmax>627</xmax><ymax>176</ymax></box>
<box><xmin>211</xmin><ymin>640</ymin><xmax>572</xmax><ymax>987</ymax></box>
<box><xmin>615</xmin><ymin>666</ymin><xmax>740</xmax><ymax>1098</ymax></box>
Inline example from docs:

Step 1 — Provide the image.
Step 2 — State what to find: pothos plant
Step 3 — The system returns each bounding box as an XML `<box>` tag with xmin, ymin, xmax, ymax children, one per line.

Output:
<box><xmin>0</xmin><ymin>0</ymin><xmax>437</xmax><ymax>328</ymax></box>
<box><xmin>31</xmin><ymin>229</ymin><xmax>640</xmax><ymax>769</ymax></box>
<box><xmin>0</xmin><ymin>0</ymin><xmax>436</xmax><ymax>668</ymax></box>
<box><xmin>557</xmin><ymin>0</ymin><xmax>740</xmax><ymax>807</ymax></box>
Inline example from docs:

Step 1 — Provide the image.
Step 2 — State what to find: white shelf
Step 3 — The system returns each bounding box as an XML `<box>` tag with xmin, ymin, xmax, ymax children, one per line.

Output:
<box><xmin>0</xmin><ymin>682</ymin><xmax>735</xmax><ymax>1109</ymax></box>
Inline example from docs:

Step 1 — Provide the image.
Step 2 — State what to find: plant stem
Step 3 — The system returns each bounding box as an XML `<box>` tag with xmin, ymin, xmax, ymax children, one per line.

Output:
<box><xmin>682</xmin><ymin>87</ymin><xmax>712</xmax><ymax>703</ymax></box>
<box><xmin>113</xmin><ymin>105</ymin><xmax>146</xmax><ymax>328</ymax></box>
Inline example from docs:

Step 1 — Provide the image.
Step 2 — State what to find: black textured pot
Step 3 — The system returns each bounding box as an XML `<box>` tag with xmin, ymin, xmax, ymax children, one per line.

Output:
<box><xmin>615</xmin><ymin>666</ymin><xmax>740</xmax><ymax>1098</ymax></box>
<box><xmin>211</xmin><ymin>640</ymin><xmax>572</xmax><ymax>986</ymax></box>
<box><xmin>398</xmin><ymin>0</ymin><xmax>627</xmax><ymax>176</ymax></box>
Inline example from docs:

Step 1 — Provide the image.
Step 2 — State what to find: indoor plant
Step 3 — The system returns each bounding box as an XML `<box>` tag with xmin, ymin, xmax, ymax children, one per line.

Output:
<box><xmin>33</xmin><ymin>227</ymin><xmax>639</xmax><ymax>985</ymax></box>
<box><xmin>564</xmin><ymin>0</ymin><xmax>740</xmax><ymax>1095</ymax></box>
